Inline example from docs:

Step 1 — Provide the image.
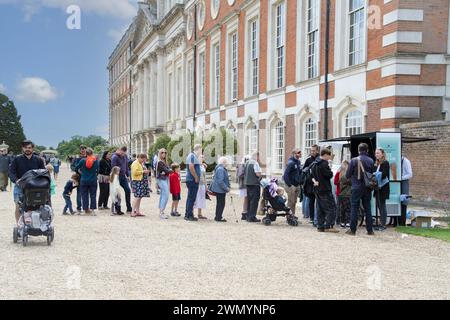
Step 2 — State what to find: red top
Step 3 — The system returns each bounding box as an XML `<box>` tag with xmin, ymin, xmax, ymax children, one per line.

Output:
<box><xmin>334</xmin><ymin>171</ymin><xmax>340</xmax><ymax>196</ymax></box>
<box><xmin>169</xmin><ymin>171</ymin><xmax>181</xmax><ymax>194</ymax></box>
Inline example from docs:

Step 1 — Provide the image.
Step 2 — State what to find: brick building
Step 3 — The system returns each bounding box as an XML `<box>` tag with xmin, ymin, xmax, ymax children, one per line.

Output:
<box><xmin>109</xmin><ymin>0</ymin><xmax>450</xmax><ymax>176</ymax></box>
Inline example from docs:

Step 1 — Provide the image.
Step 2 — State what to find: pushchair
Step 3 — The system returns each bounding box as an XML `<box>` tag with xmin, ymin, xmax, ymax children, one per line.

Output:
<box><xmin>261</xmin><ymin>178</ymin><xmax>299</xmax><ymax>227</ymax></box>
<box><xmin>13</xmin><ymin>169</ymin><xmax>55</xmax><ymax>246</ymax></box>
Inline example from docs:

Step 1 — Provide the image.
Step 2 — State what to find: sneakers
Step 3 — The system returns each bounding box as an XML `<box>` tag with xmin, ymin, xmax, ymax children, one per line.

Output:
<box><xmin>62</xmin><ymin>211</ymin><xmax>69</xmax><ymax>216</ymax></box>
<box><xmin>171</xmin><ymin>211</ymin><xmax>181</xmax><ymax>217</ymax></box>
<box><xmin>184</xmin><ymin>216</ymin><xmax>198</xmax><ymax>222</ymax></box>
<box><xmin>159</xmin><ymin>213</ymin><xmax>169</xmax><ymax>220</ymax></box>
<box><xmin>241</xmin><ymin>213</ymin><xmax>248</xmax><ymax>221</ymax></box>
<box><xmin>340</xmin><ymin>223</ymin><xmax>346</xmax><ymax>229</ymax></box>
<box><xmin>346</xmin><ymin>223</ymin><xmax>351</xmax><ymax>228</ymax></box>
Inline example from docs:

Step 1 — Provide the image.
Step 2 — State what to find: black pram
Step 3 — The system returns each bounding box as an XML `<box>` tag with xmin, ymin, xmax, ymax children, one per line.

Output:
<box><xmin>13</xmin><ymin>169</ymin><xmax>55</xmax><ymax>246</ymax></box>
<box><xmin>261</xmin><ymin>178</ymin><xmax>299</xmax><ymax>227</ymax></box>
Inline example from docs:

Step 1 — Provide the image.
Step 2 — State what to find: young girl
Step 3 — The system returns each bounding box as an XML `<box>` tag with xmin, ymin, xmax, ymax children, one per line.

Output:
<box><xmin>110</xmin><ymin>166</ymin><xmax>124</xmax><ymax>216</ymax></box>
<box><xmin>338</xmin><ymin>160</ymin><xmax>351</xmax><ymax>228</ymax></box>
<box><xmin>46</xmin><ymin>164</ymin><xmax>56</xmax><ymax>197</ymax></box>
<box><xmin>169</xmin><ymin>163</ymin><xmax>181</xmax><ymax>217</ymax></box>
<box><xmin>62</xmin><ymin>173</ymin><xmax>80</xmax><ymax>215</ymax></box>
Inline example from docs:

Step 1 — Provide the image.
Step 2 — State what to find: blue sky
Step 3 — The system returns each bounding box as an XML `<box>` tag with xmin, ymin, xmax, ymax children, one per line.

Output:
<box><xmin>0</xmin><ymin>0</ymin><xmax>138</xmax><ymax>148</ymax></box>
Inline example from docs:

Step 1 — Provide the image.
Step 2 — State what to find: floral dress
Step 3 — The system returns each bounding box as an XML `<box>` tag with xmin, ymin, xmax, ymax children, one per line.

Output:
<box><xmin>131</xmin><ymin>163</ymin><xmax>150</xmax><ymax>198</ymax></box>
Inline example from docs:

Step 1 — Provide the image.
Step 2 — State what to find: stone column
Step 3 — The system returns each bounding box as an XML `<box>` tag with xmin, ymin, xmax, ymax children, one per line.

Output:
<box><xmin>139</xmin><ymin>135</ymin><xmax>144</xmax><ymax>154</ymax></box>
<box><xmin>143</xmin><ymin>59</ymin><xmax>150</xmax><ymax>130</ymax></box>
<box><xmin>156</xmin><ymin>49</ymin><xmax>165</xmax><ymax>127</ymax></box>
<box><xmin>139</xmin><ymin>64</ymin><xmax>145</xmax><ymax>131</ymax></box>
<box><xmin>146</xmin><ymin>133</ymin><xmax>151</xmax><ymax>154</ymax></box>
<box><xmin>150</xmin><ymin>55</ymin><xmax>157</xmax><ymax>129</ymax></box>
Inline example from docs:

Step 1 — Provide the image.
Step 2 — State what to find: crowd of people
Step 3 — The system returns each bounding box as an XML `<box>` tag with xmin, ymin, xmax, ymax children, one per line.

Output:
<box><xmin>5</xmin><ymin>139</ymin><xmax>414</xmax><ymax>235</ymax></box>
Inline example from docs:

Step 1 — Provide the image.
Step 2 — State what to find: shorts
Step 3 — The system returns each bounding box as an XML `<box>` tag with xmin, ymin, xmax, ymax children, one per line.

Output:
<box><xmin>53</xmin><ymin>166</ymin><xmax>60</xmax><ymax>174</ymax></box>
<box><xmin>13</xmin><ymin>184</ymin><xmax>23</xmax><ymax>203</ymax></box>
<box><xmin>172</xmin><ymin>193</ymin><xmax>181</xmax><ymax>201</ymax></box>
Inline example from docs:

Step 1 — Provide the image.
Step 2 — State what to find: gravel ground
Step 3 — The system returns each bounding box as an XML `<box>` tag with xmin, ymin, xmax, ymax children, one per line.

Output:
<box><xmin>0</xmin><ymin>166</ymin><xmax>449</xmax><ymax>300</ymax></box>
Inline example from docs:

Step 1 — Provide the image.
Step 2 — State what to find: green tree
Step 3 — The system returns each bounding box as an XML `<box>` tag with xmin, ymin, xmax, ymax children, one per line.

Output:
<box><xmin>56</xmin><ymin>135</ymin><xmax>109</xmax><ymax>159</ymax></box>
<box><xmin>0</xmin><ymin>94</ymin><xmax>26</xmax><ymax>154</ymax></box>
<box><xmin>148</xmin><ymin>134</ymin><xmax>171</xmax><ymax>158</ymax></box>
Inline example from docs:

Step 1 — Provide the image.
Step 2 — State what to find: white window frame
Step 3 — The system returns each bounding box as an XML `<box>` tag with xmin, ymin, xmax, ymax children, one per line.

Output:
<box><xmin>303</xmin><ymin>117</ymin><xmax>318</xmax><ymax>156</ymax></box>
<box><xmin>250</xmin><ymin>19</ymin><xmax>259</xmax><ymax>96</ymax></box>
<box><xmin>176</xmin><ymin>66</ymin><xmax>182</xmax><ymax>119</ymax></box>
<box><xmin>272</xmin><ymin>120</ymin><xmax>285</xmax><ymax>172</ymax></box>
<box><xmin>344</xmin><ymin>110</ymin><xmax>363</xmax><ymax>136</ymax></box>
<box><xmin>274</xmin><ymin>2</ymin><xmax>285</xmax><ymax>89</ymax></box>
<box><xmin>246</xmin><ymin>123</ymin><xmax>258</xmax><ymax>156</ymax></box>
<box><xmin>211</xmin><ymin>41</ymin><xmax>221</xmax><ymax>108</ymax></box>
<box><xmin>230</xmin><ymin>32</ymin><xmax>238</xmax><ymax>101</ymax></box>
<box><xmin>348</xmin><ymin>0</ymin><xmax>366</xmax><ymax>66</ymax></box>
<box><xmin>187</xmin><ymin>59</ymin><xmax>194</xmax><ymax>116</ymax></box>
<box><xmin>306</xmin><ymin>0</ymin><xmax>319</xmax><ymax>79</ymax></box>
<box><xmin>198</xmin><ymin>49</ymin><xmax>206</xmax><ymax>112</ymax></box>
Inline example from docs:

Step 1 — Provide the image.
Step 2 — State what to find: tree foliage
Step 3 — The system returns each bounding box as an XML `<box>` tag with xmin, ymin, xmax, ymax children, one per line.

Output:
<box><xmin>0</xmin><ymin>94</ymin><xmax>26</xmax><ymax>154</ymax></box>
<box><xmin>148</xmin><ymin>134</ymin><xmax>171</xmax><ymax>158</ymax></box>
<box><xmin>56</xmin><ymin>135</ymin><xmax>109</xmax><ymax>159</ymax></box>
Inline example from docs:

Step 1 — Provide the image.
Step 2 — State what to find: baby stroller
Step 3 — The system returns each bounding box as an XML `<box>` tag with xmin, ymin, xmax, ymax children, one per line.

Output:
<box><xmin>13</xmin><ymin>169</ymin><xmax>55</xmax><ymax>246</ymax></box>
<box><xmin>261</xmin><ymin>178</ymin><xmax>299</xmax><ymax>227</ymax></box>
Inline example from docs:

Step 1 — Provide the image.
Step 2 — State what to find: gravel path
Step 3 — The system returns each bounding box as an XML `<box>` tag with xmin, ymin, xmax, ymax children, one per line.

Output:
<box><xmin>0</xmin><ymin>166</ymin><xmax>449</xmax><ymax>300</ymax></box>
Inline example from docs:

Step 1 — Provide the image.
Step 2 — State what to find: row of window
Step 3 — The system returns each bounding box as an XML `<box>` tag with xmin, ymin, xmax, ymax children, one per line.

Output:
<box><xmin>110</xmin><ymin>50</ymin><xmax>130</xmax><ymax>84</ymax></box>
<box><xmin>187</xmin><ymin>0</ymin><xmax>366</xmax><ymax>112</ymax></box>
<box><xmin>110</xmin><ymin>74</ymin><xmax>130</xmax><ymax>104</ymax></box>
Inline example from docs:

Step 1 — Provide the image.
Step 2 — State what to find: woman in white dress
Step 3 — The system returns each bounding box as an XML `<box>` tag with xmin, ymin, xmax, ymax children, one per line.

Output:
<box><xmin>194</xmin><ymin>155</ymin><xmax>208</xmax><ymax>219</ymax></box>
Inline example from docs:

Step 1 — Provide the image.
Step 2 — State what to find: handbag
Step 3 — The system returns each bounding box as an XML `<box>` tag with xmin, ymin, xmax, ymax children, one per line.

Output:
<box><xmin>358</xmin><ymin>158</ymin><xmax>378</xmax><ymax>191</ymax></box>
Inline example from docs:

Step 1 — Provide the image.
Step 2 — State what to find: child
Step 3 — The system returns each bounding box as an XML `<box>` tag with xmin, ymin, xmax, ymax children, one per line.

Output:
<box><xmin>338</xmin><ymin>160</ymin><xmax>351</xmax><ymax>228</ymax></box>
<box><xmin>275</xmin><ymin>187</ymin><xmax>288</xmax><ymax>208</ymax></box>
<box><xmin>169</xmin><ymin>163</ymin><xmax>181</xmax><ymax>217</ymax></box>
<box><xmin>46</xmin><ymin>164</ymin><xmax>56</xmax><ymax>196</ymax></box>
<box><xmin>62</xmin><ymin>173</ymin><xmax>80</xmax><ymax>215</ymax></box>
<box><xmin>110</xmin><ymin>166</ymin><xmax>124</xmax><ymax>215</ymax></box>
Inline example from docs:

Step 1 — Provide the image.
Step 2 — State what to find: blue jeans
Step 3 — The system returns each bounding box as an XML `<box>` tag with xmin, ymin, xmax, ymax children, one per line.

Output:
<box><xmin>63</xmin><ymin>194</ymin><xmax>73</xmax><ymax>213</ymax></box>
<box><xmin>185</xmin><ymin>181</ymin><xmax>199</xmax><ymax>218</ymax></box>
<box><xmin>350</xmin><ymin>188</ymin><xmax>373</xmax><ymax>233</ymax></box>
<box><xmin>157</xmin><ymin>179</ymin><xmax>169</xmax><ymax>211</ymax></box>
<box><xmin>302</xmin><ymin>196</ymin><xmax>310</xmax><ymax>218</ymax></box>
<box><xmin>13</xmin><ymin>184</ymin><xmax>23</xmax><ymax>203</ymax></box>
<box><xmin>76</xmin><ymin>187</ymin><xmax>82</xmax><ymax>211</ymax></box>
<box><xmin>119</xmin><ymin>175</ymin><xmax>132</xmax><ymax>212</ymax></box>
<box><xmin>80</xmin><ymin>180</ymin><xmax>97</xmax><ymax>211</ymax></box>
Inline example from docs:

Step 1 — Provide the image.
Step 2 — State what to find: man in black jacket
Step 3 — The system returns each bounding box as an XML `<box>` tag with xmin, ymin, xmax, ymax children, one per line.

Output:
<box><xmin>283</xmin><ymin>148</ymin><xmax>302</xmax><ymax>215</ymax></box>
<box><xmin>303</xmin><ymin>144</ymin><xmax>320</xmax><ymax>223</ymax></box>
<box><xmin>346</xmin><ymin>143</ymin><xmax>375</xmax><ymax>236</ymax></box>
<box><xmin>311</xmin><ymin>148</ymin><xmax>339</xmax><ymax>233</ymax></box>
<box><xmin>9</xmin><ymin>140</ymin><xmax>45</xmax><ymax>224</ymax></box>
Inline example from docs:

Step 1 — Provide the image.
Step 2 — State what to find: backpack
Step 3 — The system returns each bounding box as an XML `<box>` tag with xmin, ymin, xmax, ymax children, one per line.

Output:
<box><xmin>301</xmin><ymin>162</ymin><xmax>317</xmax><ymax>196</ymax></box>
<box><xmin>86</xmin><ymin>156</ymin><xmax>96</xmax><ymax>169</ymax></box>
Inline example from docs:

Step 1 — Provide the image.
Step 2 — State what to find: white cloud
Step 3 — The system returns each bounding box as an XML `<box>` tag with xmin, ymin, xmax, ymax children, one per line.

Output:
<box><xmin>15</xmin><ymin>77</ymin><xmax>58</xmax><ymax>103</ymax></box>
<box><xmin>0</xmin><ymin>83</ymin><xmax>6</xmax><ymax>93</ymax></box>
<box><xmin>0</xmin><ymin>0</ymin><xmax>138</xmax><ymax>21</ymax></box>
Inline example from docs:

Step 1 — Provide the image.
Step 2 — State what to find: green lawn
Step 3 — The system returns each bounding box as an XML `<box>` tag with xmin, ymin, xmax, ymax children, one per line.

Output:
<box><xmin>396</xmin><ymin>227</ymin><xmax>450</xmax><ymax>243</ymax></box>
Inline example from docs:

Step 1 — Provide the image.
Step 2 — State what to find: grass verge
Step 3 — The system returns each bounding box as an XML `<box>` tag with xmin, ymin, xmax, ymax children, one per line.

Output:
<box><xmin>396</xmin><ymin>227</ymin><xmax>450</xmax><ymax>243</ymax></box>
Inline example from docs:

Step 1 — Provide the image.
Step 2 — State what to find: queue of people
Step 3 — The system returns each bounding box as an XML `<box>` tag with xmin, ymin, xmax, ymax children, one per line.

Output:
<box><xmin>6</xmin><ymin>139</ymin><xmax>413</xmax><ymax>234</ymax></box>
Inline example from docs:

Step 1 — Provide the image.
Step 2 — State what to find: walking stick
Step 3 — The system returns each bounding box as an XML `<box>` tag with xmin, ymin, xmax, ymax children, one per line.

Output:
<box><xmin>229</xmin><ymin>194</ymin><xmax>239</xmax><ymax>223</ymax></box>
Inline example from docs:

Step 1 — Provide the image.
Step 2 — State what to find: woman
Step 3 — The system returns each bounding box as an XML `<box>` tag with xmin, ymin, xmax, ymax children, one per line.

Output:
<box><xmin>156</xmin><ymin>148</ymin><xmax>172</xmax><ymax>219</ymax></box>
<box><xmin>237</xmin><ymin>155</ymin><xmax>250</xmax><ymax>220</ymax></box>
<box><xmin>374</xmin><ymin>148</ymin><xmax>390</xmax><ymax>231</ymax></box>
<box><xmin>98</xmin><ymin>151</ymin><xmax>112</xmax><ymax>210</ymax></box>
<box><xmin>209</xmin><ymin>157</ymin><xmax>231</xmax><ymax>222</ymax></box>
<box><xmin>194</xmin><ymin>155</ymin><xmax>208</xmax><ymax>219</ymax></box>
<box><xmin>130</xmin><ymin>153</ymin><xmax>150</xmax><ymax>217</ymax></box>
<box><xmin>74</xmin><ymin>148</ymin><xmax>99</xmax><ymax>215</ymax></box>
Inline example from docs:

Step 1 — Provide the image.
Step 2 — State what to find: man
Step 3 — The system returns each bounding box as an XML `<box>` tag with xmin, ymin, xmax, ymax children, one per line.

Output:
<box><xmin>400</xmin><ymin>155</ymin><xmax>413</xmax><ymax>227</ymax></box>
<box><xmin>184</xmin><ymin>144</ymin><xmax>202</xmax><ymax>221</ymax></box>
<box><xmin>50</xmin><ymin>155</ymin><xmax>61</xmax><ymax>180</ymax></box>
<box><xmin>303</xmin><ymin>144</ymin><xmax>320</xmax><ymax>224</ymax></box>
<box><xmin>311</xmin><ymin>148</ymin><xmax>339</xmax><ymax>233</ymax></box>
<box><xmin>8</xmin><ymin>140</ymin><xmax>45</xmax><ymax>224</ymax></box>
<box><xmin>283</xmin><ymin>148</ymin><xmax>302</xmax><ymax>216</ymax></box>
<box><xmin>72</xmin><ymin>145</ymin><xmax>87</xmax><ymax>212</ymax></box>
<box><xmin>244</xmin><ymin>152</ymin><xmax>262</xmax><ymax>223</ymax></box>
<box><xmin>111</xmin><ymin>146</ymin><xmax>132</xmax><ymax>213</ymax></box>
<box><xmin>346</xmin><ymin>143</ymin><xmax>375</xmax><ymax>236</ymax></box>
<box><xmin>0</xmin><ymin>146</ymin><xmax>11</xmax><ymax>191</ymax></box>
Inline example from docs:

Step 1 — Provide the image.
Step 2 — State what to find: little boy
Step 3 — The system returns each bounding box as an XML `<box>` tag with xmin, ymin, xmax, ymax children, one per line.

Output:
<box><xmin>169</xmin><ymin>163</ymin><xmax>181</xmax><ymax>217</ymax></box>
<box><xmin>275</xmin><ymin>187</ymin><xmax>288</xmax><ymax>208</ymax></box>
<box><xmin>63</xmin><ymin>173</ymin><xmax>80</xmax><ymax>215</ymax></box>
